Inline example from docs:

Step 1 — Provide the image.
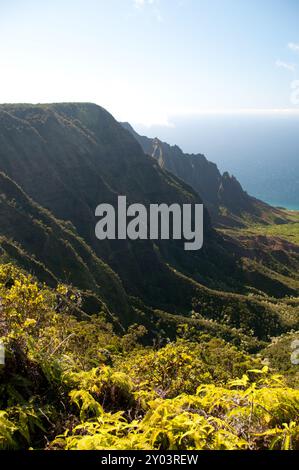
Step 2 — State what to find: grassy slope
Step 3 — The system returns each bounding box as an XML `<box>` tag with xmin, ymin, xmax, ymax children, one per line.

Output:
<box><xmin>221</xmin><ymin>210</ymin><xmax>299</xmax><ymax>244</ymax></box>
<box><xmin>0</xmin><ymin>103</ymin><xmax>298</xmax><ymax>345</ymax></box>
<box><xmin>218</xmin><ymin>210</ymin><xmax>299</xmax><ymax>294</ymax></box>
<box><xmin>242</xmin><ymin>210</ymin><xmax>299</xmax><ymax>244</ymax></box>
<box><xmin>0</xmin><ymin>171</ymin><xmax>132</xmax><ymax>326</ymax></box>
<box><xmin>1</xmin><ymin>263</ymin><xmax>299</xmax><ymax>451</ymax></box>
<box><xmin>218</xmin><ymin>210</ymin><xmax>299</xmax><ymax>381</ymax></box>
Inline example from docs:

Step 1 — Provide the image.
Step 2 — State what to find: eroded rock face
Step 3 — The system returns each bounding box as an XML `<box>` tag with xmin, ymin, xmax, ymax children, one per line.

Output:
<box><xmin>121</xmin><ymin>122</ymin><xmax>287</xmax><ymax>228</ymax></box>
<box><xmin>0</xmin><ymin>103</ymin><xmax>220</xmax><ymax>314</ymax></box>
<box><xmin>0</xmin><ymin>103</ymin><xmax>297</xmax><ymax>339</ymax></box>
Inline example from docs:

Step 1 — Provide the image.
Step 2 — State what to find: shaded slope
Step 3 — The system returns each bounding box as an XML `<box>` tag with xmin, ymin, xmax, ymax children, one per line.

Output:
<box><xmin>0</xmin><ymin>171</ymin><xmax>131</xmax><ymax>324</ymax></box>
<box><xmin>0</xmin><ymin>103</ymin><xmax>298</xmax><ymax>342</ymax></box>
<box><xmin>0</xmin><ymin>103</ymin><xmax>222</xmax><ymax>311</ymax></box>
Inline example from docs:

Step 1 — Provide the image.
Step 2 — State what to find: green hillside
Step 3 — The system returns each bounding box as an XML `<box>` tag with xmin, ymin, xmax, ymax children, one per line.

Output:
<box><xmin>239</xmin><ymin>210</ymin><xmax>299</xmax><ymax>244</ymax></box>
<box><xmin>0</xmin><ymin>103</ymin><xmax>298</xmax><ymax>337</ymax></box>
<box><xmin>0</xmin><ymin>263</ymin><xmax>298</xmax><ymax>450</ymax></box>
<box><xmin>0</xmin><ymin>103</ymin><xmax>299</xmax><ymax>450</ymax></box>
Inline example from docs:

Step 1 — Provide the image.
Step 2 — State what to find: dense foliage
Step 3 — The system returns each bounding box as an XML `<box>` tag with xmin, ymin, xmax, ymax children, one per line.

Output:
<box><xmin>1</xmin><ymin>103</ymin><xmax>298</xmax><ymax>339</ymax></box>
<box><xmin>1</xmin><ymin>263</ymin><xmax>299</xmax><ymax>450</ymax></box>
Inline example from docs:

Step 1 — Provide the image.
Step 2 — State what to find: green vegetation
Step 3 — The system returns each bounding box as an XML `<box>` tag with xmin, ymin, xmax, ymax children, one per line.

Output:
<box><xmin>1</xmin><ymin>103</ymin><xmax>299</xmax><ymax>451</ymax></box>
<box><xmin>1</xmin><ymin>103</ymin><xmax>298</xmax><ymax>344</ymax></box>
<box><xmin>243</xmin><ymin>212</ymin><xmax>299</xmax><ymax>245</ymax></box>
<box><xmin>221</xmin><ymin>210</ymin><xmax>299</xmax><ymax>245</ymax></box>
<box><xmin>1</xmin><ymin>263</ymin><xmax>299</xmax><ymax>451</ymax></box>
<box><xmin>260</xmin><ymin>332</ymin><xmax>299</xmax><ymax>388</ymax></box>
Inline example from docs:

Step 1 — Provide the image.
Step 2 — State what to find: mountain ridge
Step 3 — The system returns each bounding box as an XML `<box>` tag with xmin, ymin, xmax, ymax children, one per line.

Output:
<box><xmin>120</xmin><ymin>121</ymin><xmax>287</xmax><ymax>228</ymax></box>
<box><xmin>0</xmin><ymin>102</ymin><xmax>298</xmax><ymax>343</ymax></box>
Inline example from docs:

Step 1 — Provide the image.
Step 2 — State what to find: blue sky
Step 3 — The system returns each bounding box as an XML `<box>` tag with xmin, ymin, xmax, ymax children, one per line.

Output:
<box><xmin>1</xmin><ymin>0</ymin><xmax>299</xmax><ymax>125</ymax></box>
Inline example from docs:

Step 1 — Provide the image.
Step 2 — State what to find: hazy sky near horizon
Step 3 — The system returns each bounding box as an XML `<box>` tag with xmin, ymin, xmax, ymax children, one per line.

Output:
<box><xmin>1</xmin><ymin>0</ymin><xmax>299</xmax><ymax>125</ymax></box>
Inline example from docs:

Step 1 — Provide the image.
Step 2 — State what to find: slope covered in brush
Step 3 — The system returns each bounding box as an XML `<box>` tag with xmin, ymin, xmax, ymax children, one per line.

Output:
<box><xmin>0</xmin><ymin>103</ymin><xmax>214</xmax><ymax>308</ymax></box>
<box><xmin>0</xmin><ymin>171</ymin><xmax>131</xmax><ymax>325</ymax></box>
<box><xmin>0</xmin><ymin>103</ymin><xmax>298</xmax><ymax>341</ymax></box>
<box><xmin>0</xmin><ymin>263</ymin><xmax>299</xmax><ymax>451</ymax></box>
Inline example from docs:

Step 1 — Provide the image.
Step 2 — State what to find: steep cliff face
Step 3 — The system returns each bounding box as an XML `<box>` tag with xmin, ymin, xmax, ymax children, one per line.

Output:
<box><xmin>0</xmin><ymin>171</ymin><xmax>132</xmax><ymax>324</ymax></box>
<box><xmin>0</xmin><ymin>103</ymin><xmax>224</xmax><ymax>313</ymax></box>
<box><xmin>0</xmin><ymin>103</ymin><xmax>297</xmax><ymax>340</ymax></box>
<box><xmin>121</xmin><ymin>122</ymin><xmax>286</xmax><ymax>228</ymax></box>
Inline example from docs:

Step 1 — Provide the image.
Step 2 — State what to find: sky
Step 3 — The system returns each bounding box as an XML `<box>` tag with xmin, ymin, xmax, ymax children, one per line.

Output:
<box><xmin>1</xmin><ymin>0</ymin><xmax>299</xmax><ymax>126</ymax></box>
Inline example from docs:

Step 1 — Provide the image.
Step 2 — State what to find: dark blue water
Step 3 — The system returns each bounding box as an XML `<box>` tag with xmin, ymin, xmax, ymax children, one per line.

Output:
<box><xmin>265</xmin><ymin>201</ymin><xmax>299</xmax><ymax>211</ymax></box>
<box><xmin>135</xmin><ymin>114</ymin><xmax>299</xmax><ymax>209</ymax></box>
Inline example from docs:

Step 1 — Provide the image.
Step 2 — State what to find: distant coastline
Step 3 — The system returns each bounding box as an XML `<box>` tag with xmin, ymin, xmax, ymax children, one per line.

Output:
<box><xmin>266</xmin><ymin>201</ymin><xmax>299</xmax><ymax>212</ymax></box>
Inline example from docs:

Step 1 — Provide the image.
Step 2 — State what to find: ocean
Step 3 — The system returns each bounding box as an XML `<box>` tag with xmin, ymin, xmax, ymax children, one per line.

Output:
<box><xmin>135</xmin><ymin>114</ymin><xmax>299</xmax><ymax>210</ymax></box>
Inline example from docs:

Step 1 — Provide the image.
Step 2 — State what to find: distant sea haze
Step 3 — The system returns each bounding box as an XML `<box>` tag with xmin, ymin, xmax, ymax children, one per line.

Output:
<box><xmin>135</xmin><ymin>114</ymin><xmax>299</xmax><ymax>211</ymax></box>
<box><xmin>264</xmin><ymin>201</ymin><xmax>299</xmax><ymax>211</ymax></box>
